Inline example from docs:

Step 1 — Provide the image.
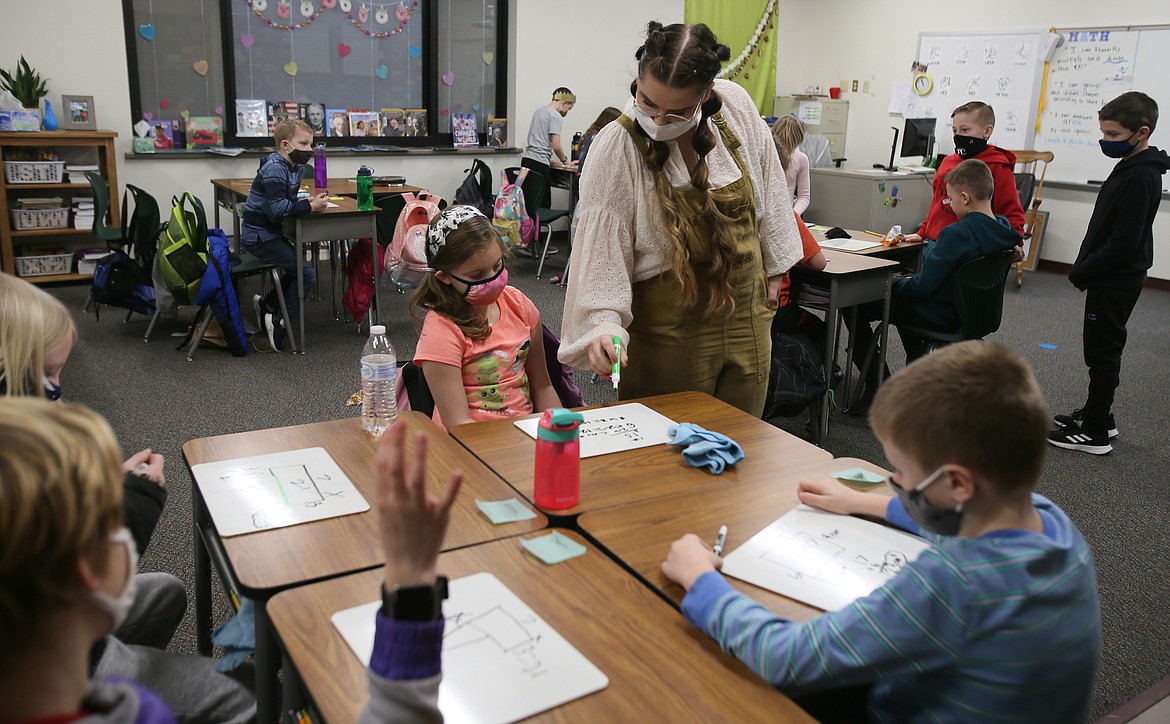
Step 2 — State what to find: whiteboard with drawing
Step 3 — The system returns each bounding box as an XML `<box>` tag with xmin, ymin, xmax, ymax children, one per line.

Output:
<box><xmin>720</xmin><ymin>505</ymin><xmax>931</xmax><ymax>611</ymax></box>
<box><xmin>190</xmin><ymin>447</ymin><xmax>369</xmax><ymax>537</ymax></box>
<box><xmin>513</xmin><ymin>403</ymin><xmax>677</xmax><ymax>458</ymax></box>
<box><xmin>333</xmin><ymin>572</ymin><xmax>609</xmax><ymax>723</ymax></box>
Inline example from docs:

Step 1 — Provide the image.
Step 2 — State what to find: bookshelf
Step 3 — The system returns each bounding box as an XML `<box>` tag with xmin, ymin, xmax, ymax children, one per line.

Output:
<box><xmin>0</xmin><ymin>130</ymin><xmax>119</xmax><ymax>284</ymax></box>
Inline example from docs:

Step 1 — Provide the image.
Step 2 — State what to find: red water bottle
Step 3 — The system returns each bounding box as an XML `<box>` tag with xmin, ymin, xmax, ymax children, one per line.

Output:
<box><xmin>533</xmin><ymin>408</ymin><xmax>585</xmax><ymax>510</ymax></box>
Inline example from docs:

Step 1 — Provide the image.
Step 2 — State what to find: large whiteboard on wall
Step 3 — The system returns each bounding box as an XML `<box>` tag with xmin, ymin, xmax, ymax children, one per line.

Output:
<box><xmin>1036</xmin><ymin>26</ymin><xmax>1170</xmax><ymax>189</ymax></box>
<box><xmin>916</xmin><ymin>31</ymin><xmax>1046</xmax><ymax>155</ymax></box>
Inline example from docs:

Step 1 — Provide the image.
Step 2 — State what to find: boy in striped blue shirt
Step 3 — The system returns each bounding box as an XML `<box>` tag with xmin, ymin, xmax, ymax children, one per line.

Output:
<box><xmin>663</xmin><ymin>341</ymin><xmax>1101</xmax><ymax>722</ymax></box>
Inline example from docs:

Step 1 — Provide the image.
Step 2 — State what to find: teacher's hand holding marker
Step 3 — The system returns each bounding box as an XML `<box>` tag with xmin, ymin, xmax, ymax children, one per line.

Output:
<box><xmin>587</xmin><ymin>333</ymin><xmax>628</xmax><ymax>381</ymax></box>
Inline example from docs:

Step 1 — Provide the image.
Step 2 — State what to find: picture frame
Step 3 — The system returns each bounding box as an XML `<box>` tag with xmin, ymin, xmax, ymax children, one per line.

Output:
<box><xmin>1020</xmin><ymin>209</ymin><xmax>1048</xmax><ymax>272</ymax></box>
<box><xmin>60</xmin><ymin>95</ymin><xmax>96</xmax><ymax>131</ymax></box>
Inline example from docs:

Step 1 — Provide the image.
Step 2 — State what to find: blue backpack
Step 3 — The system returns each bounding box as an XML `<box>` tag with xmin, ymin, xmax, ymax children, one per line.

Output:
<box><xmin>92</xmin><ymin>251</ymin><xmax>156</xmax><ymax>317</ymax></box>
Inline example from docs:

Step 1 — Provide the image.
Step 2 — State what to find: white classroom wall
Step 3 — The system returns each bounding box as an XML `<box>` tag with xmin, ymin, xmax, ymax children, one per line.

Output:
<box><xmin>776</xmin><ymin>0</ymin><xmax>1170</xmax><ymax>280</ymax></box>
<box><xmin>0</xmin><ymin>0</ymin><xmax>682</xmax><ymax>219</ymax></box>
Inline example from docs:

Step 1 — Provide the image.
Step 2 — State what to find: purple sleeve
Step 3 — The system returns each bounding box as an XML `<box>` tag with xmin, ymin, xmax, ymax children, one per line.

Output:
<box><xmin>369</xmin><ymin>610</ymin><xmax>445</xmax><ymax>680</ymax></box>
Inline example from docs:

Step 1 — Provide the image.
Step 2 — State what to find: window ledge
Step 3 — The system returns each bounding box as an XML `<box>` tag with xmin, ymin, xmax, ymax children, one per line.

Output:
<box><xmin>125</xmin><ymin>146</ymin><xmax>522</xmax><ymax>160</ymax></box>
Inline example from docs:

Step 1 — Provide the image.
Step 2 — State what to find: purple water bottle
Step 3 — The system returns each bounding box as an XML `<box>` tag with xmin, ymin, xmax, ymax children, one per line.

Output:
<box><xmin>313</xmin><ymin>142</ymin><xmax>328</xmax><ymax>189</ymax></box>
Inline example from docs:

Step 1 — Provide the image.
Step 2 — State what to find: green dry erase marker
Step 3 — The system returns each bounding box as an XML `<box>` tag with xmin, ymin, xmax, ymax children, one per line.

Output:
<box><xmin>611</xmin><ymin>335</ymin><xmax>621</xmax><ymax>390</ymax></box>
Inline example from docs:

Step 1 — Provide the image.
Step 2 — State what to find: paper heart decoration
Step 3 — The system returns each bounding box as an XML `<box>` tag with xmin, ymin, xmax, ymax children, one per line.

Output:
<box><xmin>180</xmin><ymin>110</ymin><xmax>191</xmax><ymax>120</ymax></box>
<box><xmin>139</xmin><ymin>24</ymin><xmax>156</xmax><ymax>41</ymax></box>
<box><xmin>240</xmin><ymin>33</ymin><xmax>255</xmax><ymax>49</ymax></box>
<box><xmin>482</xmin><ymin>51</ymin><xmax>494</xmax><ymax>65</ymax></box>
<box><xmin>283</xmin><ymin>60</ymin><xmax>298</xmax><ymax>76</ymax></box>
<box><xmin>440</xmin><ymin>108</ymin><xmax>449</xmax><ymax>116</ymax></box>
<box><xmin>472</xmin><ymin>104</ymin><xmax>481</xmax><ymax>112</ymax></box>
<box><xmin>193</xmin><ymin>59</ymin><xmax>209</xmax><ymax>76</ymax></box>
<box><xmin>408</xmin><ymin>45</ymin><xmax>421</xmax><ymax>60</ymax></box>
<box><xmin>375</xmin><ymin>65</ymin><xmax>388</xmax><ymax>80</ymax></box>
<box><xmin>159</xmin><ymin>100</ymin><xmax>170</xmax><ymax>109</ymax></box>
<box><xmin>338</xmin><ymin>43</ymin><xmax>352</xmax><ymax>58</ymax></box>
<box><xmin>143</xmin><ymin>112</ymin><xmax>153</xmax><ymax>121</ymax></box>
<box><xmin>441</xmin><ymin>71</ymin><xmax>455</xmax><ymax>86</ymax></box>
<box><xmin>214</xmin><ymin>105</ymin><xmax>224</xmax><ymax>115</ymax></box>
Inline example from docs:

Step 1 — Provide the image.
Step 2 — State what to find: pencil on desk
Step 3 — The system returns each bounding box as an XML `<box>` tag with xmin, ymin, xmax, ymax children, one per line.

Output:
<box><xmin>863</xmin><ymin>230</ymin><xmax>884</xmax><ymax>238</ymax></box>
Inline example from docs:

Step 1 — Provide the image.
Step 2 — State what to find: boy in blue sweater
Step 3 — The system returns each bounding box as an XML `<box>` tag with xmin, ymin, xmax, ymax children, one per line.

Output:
<box><xmin>846</xmin><ymin>158</ymin><xmax>1022</xmax><ymax>412</ymax></box>
<box><xmin>663</xmin><ymin>341</ymin><xmax>1101</xmax><ymax>722</ymax></box>
<box><xmin>241</xmin><ymin>119</ymin><xmax>328</xmax><ymax>351</ymax></box>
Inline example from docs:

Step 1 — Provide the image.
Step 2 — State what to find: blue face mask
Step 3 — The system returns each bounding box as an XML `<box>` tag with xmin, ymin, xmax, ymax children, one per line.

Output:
<box><xmin>886</xmin><ymin>466</ymin><xmax>963</xmax><ymax>536</ymax></box>
<box><xmin>1100</xmin><ymin>131</ymin><xmax>1140</xmax><ymax>159</ymax></box>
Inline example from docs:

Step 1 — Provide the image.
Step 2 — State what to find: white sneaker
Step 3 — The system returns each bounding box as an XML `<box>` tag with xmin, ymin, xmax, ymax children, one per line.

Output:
<box><xmin>263</xmin><ymin>313</ymin><xmax>277</xmax><ymax>350</ymax></box>
<box><xmin>251</xmin><ymin>294</ymin><xmax>264</xmax><ymax>332</ymax></box>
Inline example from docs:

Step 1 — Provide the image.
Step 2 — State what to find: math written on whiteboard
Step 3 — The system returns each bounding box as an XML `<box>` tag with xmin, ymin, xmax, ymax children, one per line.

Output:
<box><xmin>191</xmin><ymin>447</ymin><xmax>370</xmax><ymax>537</ymax></box>
<box><xmin>513</xmin><ymin>403</ymin><xmax>678</xmax><ymax>458</ymax></box>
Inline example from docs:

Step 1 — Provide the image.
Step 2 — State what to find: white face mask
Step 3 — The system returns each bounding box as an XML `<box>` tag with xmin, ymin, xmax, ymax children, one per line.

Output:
<box><xmin>632</xmin><ymin>100</ymin><xmax>703</xmax><ymax>142</ymax></box>
<box><xmin>90</xmin><ymin>527</ymin><xmax>139</xmax><ymax>632</ymax></box>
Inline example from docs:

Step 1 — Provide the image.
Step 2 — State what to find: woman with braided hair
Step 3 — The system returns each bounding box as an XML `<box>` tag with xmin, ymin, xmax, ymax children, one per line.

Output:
<box><xmin>559</xmin><ymin>21</ymin><xmax>802</xmax><ymax>416</ymax></box>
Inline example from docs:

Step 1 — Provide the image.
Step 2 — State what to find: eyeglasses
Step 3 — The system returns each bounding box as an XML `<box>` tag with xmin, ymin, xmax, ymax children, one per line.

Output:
<box><xmin>634</xmin><ymin>98</ymin><xmax>700</xmax><ymax>124</ymax></box>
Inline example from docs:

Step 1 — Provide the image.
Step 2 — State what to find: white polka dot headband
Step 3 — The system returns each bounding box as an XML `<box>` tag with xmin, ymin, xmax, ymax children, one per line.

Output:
<box><xmin>426</xmin><ymin>205</ymin><xmax>487</xmax><ymax>259</ymax></box>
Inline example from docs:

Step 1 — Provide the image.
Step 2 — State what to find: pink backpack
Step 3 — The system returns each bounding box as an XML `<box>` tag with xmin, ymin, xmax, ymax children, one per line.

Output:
<box><xmin>384</xmin><ymin>191</ymin><xmax>442</xmax><ymax>290</ymax></box>
<box><xmin>492</xmin><ymin>169</ymin><xmax>536</xmax><ymax>248</ymax></box>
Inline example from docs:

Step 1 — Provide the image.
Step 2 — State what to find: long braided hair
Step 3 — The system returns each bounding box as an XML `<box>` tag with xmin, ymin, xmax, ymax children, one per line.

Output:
<box><xmin>632</xmin><ymin>21</ymin><xmax>738</xmax><ymax>320</ymax></box>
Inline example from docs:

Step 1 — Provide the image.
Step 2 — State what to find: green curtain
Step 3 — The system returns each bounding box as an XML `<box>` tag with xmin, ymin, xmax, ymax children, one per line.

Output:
<box><xmin>684</xmin><ymin>0</ymin><xmax>777</xmax><ymax>116</ymax></box>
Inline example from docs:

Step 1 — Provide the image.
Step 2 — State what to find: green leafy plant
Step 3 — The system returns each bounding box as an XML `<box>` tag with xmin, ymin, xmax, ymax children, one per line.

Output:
<box><xmin>0</xmin><ymin>56</ymin><xmax>49</xmax><ymax>109</ymax></box>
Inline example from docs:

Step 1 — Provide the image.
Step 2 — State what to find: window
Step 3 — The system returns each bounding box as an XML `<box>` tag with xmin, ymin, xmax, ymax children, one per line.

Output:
<box><xmin>123</xmin><ymin>0</ymin><xmax>507</xmax><ymax>148</ymax></box>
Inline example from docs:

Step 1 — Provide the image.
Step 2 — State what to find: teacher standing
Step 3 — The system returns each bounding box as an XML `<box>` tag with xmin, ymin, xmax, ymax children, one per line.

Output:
<box><xmin>559</xmin><ymin>21</ymin><xmax>802</xmax><ymax>416</ymax></box>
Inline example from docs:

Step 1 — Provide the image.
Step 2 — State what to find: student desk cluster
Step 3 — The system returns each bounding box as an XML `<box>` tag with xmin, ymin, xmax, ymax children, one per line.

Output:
<box><xmin>209</xmin><ymin>178</ymin><xmax>423</xmax><ymax>353</ymax></box>
<box><xmin>182</xmin><ymin>390</ymin><xmax>904</xmax><ymax>723</ymax></box>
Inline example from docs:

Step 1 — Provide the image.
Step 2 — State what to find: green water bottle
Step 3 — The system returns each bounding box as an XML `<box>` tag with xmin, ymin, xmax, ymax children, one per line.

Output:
<box><xmin>356</xmin><ymin>165</ymin><xmax>374</xmax><ymax>210</ymax></box>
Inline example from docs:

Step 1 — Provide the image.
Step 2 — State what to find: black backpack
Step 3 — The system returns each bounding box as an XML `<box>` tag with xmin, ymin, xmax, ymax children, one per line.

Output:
<box><xmin>92</xmin><ymin>251</ymin><xmax>156</xmax><ymax>317</ymax></box>
<box><xmin>454</xmin><ymin>158</ymin><xmax>493</xmax><ymax>214</ymax></box>
<box><xmin>763</xmin><ymin>332</ymin><xmax>828</xmax><ymax>418</ymax></box>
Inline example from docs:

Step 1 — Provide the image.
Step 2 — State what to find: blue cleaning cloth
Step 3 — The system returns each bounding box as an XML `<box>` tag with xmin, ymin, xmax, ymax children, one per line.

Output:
<box><xmin>211</xmin><ymin>597</ymin><xmax>255</xmax><ymax>672</ymax></box>
<box><xmin>666</xmin><ymin>423</ymin><xmax>745</xmax><ymax>474</ymax></box>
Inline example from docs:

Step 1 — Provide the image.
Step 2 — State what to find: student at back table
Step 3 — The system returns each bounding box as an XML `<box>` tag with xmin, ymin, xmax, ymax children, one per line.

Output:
<box><xmin>662</xmin><ymin>341</ymin><xmax>1102</xmax><ymax>722</ymax></box>
<box><xmin>905</xmin><ymin>101</ymin><xmax>1026</xmax><ymax>244</ymax></box>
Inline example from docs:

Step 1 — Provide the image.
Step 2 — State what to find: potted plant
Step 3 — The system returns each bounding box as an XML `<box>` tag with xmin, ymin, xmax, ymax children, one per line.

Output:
<box><xmin>0</xmin><ymin>56</ymin><xmax>48</xmax><ymax>131</ymax></box>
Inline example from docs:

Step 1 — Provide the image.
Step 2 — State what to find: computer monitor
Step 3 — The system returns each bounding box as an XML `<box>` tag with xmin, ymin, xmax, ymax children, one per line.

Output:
<box><xmin>901</xmin><ymin>118</ymin><xmax>936</xmax><ymax>158</ymax></box>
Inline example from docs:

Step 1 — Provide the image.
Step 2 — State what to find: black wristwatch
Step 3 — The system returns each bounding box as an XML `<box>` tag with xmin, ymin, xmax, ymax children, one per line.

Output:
<box><xmin>381</xmin><ymin>576</ymin><xmax>449</xmax><ymax>621</ymax></box>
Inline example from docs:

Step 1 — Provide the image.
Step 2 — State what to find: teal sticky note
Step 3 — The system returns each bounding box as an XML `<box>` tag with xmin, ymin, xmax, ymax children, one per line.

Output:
<box><xmin>831</xmin><ymin>466</ymin><xmax>885</xmax><ymax>485</ymax></box>
<box><xmin>475</xmin><ymin>498</ymin><xmax>537</xmax><ymax>525</ymax></box>
<box><xmin>520</xmin><ymin>531</ymin><xmax>587</xmax><ymax>564</ymax></box>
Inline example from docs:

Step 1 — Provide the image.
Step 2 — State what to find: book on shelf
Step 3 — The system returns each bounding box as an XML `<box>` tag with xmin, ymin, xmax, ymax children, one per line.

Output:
<box><xmin>486</xmin><ymin>117</ymin><xmax>507</xmax><ymax>147</ymax></box>
<box><xmin>452</xmin><ymin>113</ymin><xmax>479</xmax><ymax>148</ymax></box>
<box><xmin>403</xmin><ymin>108</ymin><xmax>427</xmax><ymax>137</ymax></box>
<box><xmin>347</xmin><ymin>110</ymin><xmax>381</xmax><ymax>137</ymax></box>
<box><xmin>326</xmin><ymin>108</ymin><xmax>349</xmax><ymax>137</ymax></box>
<box><xmin>236</xmin><ymin>100</ymin><xmax>268</xmax><ymax>138</ymax></box>
<box><xmin>379</xmin><ymin>108</ymin><xmax>405</xmax><ymax>137</ymax></box>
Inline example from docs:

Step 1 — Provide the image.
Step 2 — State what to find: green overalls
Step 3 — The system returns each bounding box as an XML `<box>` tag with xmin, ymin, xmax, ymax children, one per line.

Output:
<box><xmin>616</xmin><ymin>113</ymin><xmax>772</xmax><ymax>417</ymax></box>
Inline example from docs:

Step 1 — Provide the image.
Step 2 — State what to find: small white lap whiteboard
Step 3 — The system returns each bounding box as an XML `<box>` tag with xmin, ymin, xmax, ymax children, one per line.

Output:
<box><xmin>513</xmin><ymin>403</ymin><xmax>677</xmax><ymax>458</ymax></box>
<box><xmin>333</xmin><ymin>572</ymin><xmax>608</xmax><ymax>723</ymax></box>
<box><xmin>190</xmin><ymin>447</ymin><xmax>369</xmax><ymax>537</ymax></box>
<box><xmin>720</xmin><ymin>505</ymin><xmax>931</xmax><ymax>611</ymax></box>
<box><xmin>818</xmin><ymin>238</ymin><xmax>884</xmax><ymax>252</ymax></box>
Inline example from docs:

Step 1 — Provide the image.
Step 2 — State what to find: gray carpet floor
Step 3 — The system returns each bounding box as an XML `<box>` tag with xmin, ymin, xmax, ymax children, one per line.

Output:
<box><xmin>45</xmin><ymin>250</ymin><xmax>1169</xmax><ymax>720</ymax></box>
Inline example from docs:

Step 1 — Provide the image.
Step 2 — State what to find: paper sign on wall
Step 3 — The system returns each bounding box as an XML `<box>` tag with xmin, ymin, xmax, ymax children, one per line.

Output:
<box><xmin>333</xmin><ymin>572</ymin><xmax>609</xmax><ymax>723</ymax></box>
<box><xmin>513</xmin><ymin>403</ymin><xmax>677</xmax><ymax>458</ymax></box>
<box><xmin>797</xmin><ymin>100</ymin><xmax>822</xmax><ymax>125</ymax></box>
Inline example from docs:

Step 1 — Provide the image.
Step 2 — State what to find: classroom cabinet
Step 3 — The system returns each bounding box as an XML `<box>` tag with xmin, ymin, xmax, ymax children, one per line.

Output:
<box><xmin>805</xmin><ymin>167</ymin><xmax>934</xmax><ymax>234</ymax></box>
<box><xmin>0</xmin><ymin>130</ymin><xmax>119</xmax><ymax>283</ymax></box>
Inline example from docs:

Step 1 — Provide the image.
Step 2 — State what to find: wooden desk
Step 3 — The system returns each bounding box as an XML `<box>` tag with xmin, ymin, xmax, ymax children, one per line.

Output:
<box><xmin>183</xmin><ymin>411</ymin><xmax>546</xmax><ymax>724</ymax></box>
<box><xmin>450</xmin><ymin>391</ymin><xmax>831</xmax><ymax>517</ymax></box>
<box><xmin>790</xmin><ymin>250</ymin><xmax>900</xmax><ymax>441</ymax></box>
<box><xmin>578</xmin><ymin>457</ymin><xmax>891</xmax><ymax>618</ymax></box>
<box><xmin>268</xmin><ymin>532</ymin><xmax>814</xmax><ymax>723</ymax></box>
<box><xmin>811</xmin><ymin>226</ymin><xmax>925</xmax><ymax>270</ymax></box>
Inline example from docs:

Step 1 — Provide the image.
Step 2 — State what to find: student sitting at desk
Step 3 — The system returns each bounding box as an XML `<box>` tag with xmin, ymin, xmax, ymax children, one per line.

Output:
<box><xmin>241</xmin><ymin>119</ymin><xmax>329</xmax><ymax>352</ymax></box>
<box><xmin>844</xmin><ymin>159</ymin><xmax>1022</xmax><ymax>412</ymax></box>
<box><xmin>772</xmin><ymin>115</ymin><xmax>811</xmax><ymax>215</ymax></box>
<box><xmin>662</xmin><ymin>341</ymin><xmax>1101</xmax><ymax>722</ymax></box>
<box><xmin>904</xmin><ymin>101</ymin><xmax>1025</xmax><ymax>244</ymax></box>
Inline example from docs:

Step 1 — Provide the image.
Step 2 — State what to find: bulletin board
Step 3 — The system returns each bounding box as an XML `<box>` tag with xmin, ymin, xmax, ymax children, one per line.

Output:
<box><xmin>1036</xmin><ymin>25</ymin><xmax>1170</xmax><ymax>189</ymax></box>
<box><xmin>915</xmin><ymin>31</ymin><xmax>1046</xmax><ymax>155</ymax></box>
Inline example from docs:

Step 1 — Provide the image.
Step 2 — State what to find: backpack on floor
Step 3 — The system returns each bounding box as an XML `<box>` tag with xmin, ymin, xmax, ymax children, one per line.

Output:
<box><xmin>384</xmin><ymin>191</ymin><xmax>441</xmax><ymax>290</ymax></box>
<box><xmin>763</xmin><ymin>332</ymin><xmax>828</xmax><ymax>418</ymax></box>
<box><xmin>92</xmin><ymin>251</ymin><xmax>156</xmax><ymax>317</ymax></box>
<box><xmin>492</xmin><ymin>168</ymin><xmax>535</xmax><ymax>249</ymax></box>
<box><xmin>157</xmin><ymin>192</ymin><xmax>209</xmax><ymax>305</ymax></box>
<box><xmin>454</xmin><ymin>158</ymin><xmax>494</xmax><ymax>215</ymax></box>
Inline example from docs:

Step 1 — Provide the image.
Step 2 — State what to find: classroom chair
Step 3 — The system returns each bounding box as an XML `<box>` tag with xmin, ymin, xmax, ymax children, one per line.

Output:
<box><xmin>181</xmin><ymin>250</ymin><xmax>294</xmax><ymax>360</ymax></box>
<box><xmin>89</xmin><ymin>183</ymin><xmax>162</xmax><ymax>323</ymax></box>
<box><xmin>83</xmin><ymin>171</ymin><xmax>127</xmax><ymax>246</ymax></box>
<box><xmin>897</xmin><ymin>248</ymin><xmax>1016</xmax><ymax>351</ymax></box>
<box><xmin>1005</xmin><ymin>149</ymin><xmax>1055</xmax><ymax>289</ymax></box>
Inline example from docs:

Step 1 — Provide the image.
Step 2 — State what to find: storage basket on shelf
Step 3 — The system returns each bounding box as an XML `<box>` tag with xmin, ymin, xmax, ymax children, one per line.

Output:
<box><xmin>15</xmin><ymin>253</ymin><xmax>72</xmax><ymax>277</ymax></box>
<box><xmin>4</xmin><ymin>160</ymin><xmax>66</xmax><ymax>184</ymax></box>
<box><xmin>10</xmin><ymin>207</ymin><xmax>69</xmax><ymax>230</ymax></box>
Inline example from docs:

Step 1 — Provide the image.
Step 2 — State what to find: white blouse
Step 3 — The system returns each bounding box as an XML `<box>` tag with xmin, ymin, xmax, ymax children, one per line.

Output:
<box><xmin>558</xmin><ymin>79</ymin><xmax>802</xmax><ymax>370</ymax></box>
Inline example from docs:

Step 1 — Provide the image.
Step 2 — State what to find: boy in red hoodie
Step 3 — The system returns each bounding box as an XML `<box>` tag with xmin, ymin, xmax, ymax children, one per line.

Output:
<box><xmin>905</xmin><ymin>101</ymin><xmax>1026</xmax><ymax>244</ymax></box>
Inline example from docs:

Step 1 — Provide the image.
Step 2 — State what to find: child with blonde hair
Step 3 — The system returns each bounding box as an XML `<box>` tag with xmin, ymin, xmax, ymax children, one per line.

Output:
<box><xmin>410</xmin><ymin>206</ymin><xmax>561</xmax><ymax>428</ymax></box>
<box><xmin>772</xmin><ymin>115</ymin><xmax>811</xmax><ymax>214</ymax></box>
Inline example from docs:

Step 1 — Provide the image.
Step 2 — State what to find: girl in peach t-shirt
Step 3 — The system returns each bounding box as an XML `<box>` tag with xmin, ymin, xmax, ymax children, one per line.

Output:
<box><xmin>411</xmin><ymin>206</ymin><xmax>561</xmax><ymax>428</ymax></box>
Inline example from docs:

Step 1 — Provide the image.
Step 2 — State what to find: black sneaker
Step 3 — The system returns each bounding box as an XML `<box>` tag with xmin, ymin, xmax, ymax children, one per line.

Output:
<box><xmin>1053</xmin><ymin>408</ymin><xmax>1118</xmax><ymax>439</ymax></box>
<box><xmin>1047</xmin><ymin>423</ymin><xmax>1113</xmax><ymax>455</ymax></box>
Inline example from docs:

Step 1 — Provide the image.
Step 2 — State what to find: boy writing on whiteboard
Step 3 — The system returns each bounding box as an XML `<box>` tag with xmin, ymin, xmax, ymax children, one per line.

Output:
<box><xmin>662</xmin><ymin>341</ymin><xmax>1102</xmax><ymax>722</ymax></box>
<box><xmin>1049</xmin><ymin>91</ymin><xmax>1169</xmax><ymax>455</ymax></box>
<box><xmin>904</xmin><ymin>101</ymin><xmax>1026</xmax><ymax>244</ymax></box>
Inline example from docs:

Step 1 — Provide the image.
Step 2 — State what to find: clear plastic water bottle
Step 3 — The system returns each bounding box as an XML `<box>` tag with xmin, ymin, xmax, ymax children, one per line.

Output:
<box><xmin>361</xmin><ymin>325</ymin><xmax>397</xmax><ymax>436</ymax></box>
